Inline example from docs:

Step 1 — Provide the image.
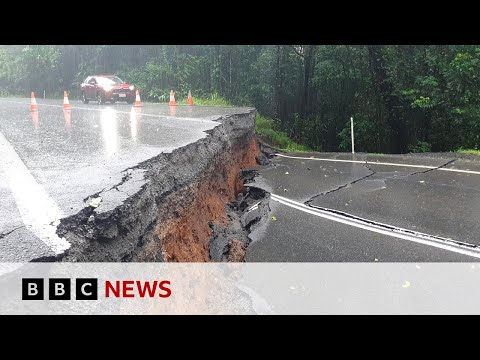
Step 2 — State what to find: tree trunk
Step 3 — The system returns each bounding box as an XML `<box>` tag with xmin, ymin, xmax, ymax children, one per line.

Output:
<box><xmin>368</xmin><ymin>45</ymin><xmax>407</xmax><ymax>153</ymax></box>
<box><xmin>302</xmin><ymin>45</ymin><xmax>316</xmax><ymax>119</ymax></box>
<box><xmin>275</xmin><ymin>45</ymin><xmax>281</xmax><ymax>119</ymax></box>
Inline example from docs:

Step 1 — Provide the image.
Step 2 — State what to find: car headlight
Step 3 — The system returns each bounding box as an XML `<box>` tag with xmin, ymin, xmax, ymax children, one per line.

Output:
<box><xmin>104</xmin><ymin>85</ymin><xmax>113</xmax><ymax>92</ymax></box>
<box><xmin>129</xmin><ymin>85</ymin><xmax>135</xmax><ymax>91</ymax></box>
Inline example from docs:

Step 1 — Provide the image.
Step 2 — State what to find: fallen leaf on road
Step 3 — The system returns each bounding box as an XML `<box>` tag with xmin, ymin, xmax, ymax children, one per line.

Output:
<box><xmin>402</xmin><ymin>280</ymin><xmax>411</xmax><ymax>288</ymax></box>
<box><xmin>87</xmin><ymin>196</ymin><xmax>102</xmax><ymax>208</ymax></box>
<box><xmin>271</xmin><ymin>215</ymin><xmax>277</xmax><ymax>221</ymax></box>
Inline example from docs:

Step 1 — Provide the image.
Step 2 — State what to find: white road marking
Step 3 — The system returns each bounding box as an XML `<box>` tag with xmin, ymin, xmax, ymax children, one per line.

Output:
<box><xmin>269</xmin><ymin>193</ymin><xmax>480</xmax><ymax>259</ymax></box>
<box><xmin>437</xmin><ymin>167</ymin><xmax>480</xmax><ymax>175</ymax></box>
<box><xmin>0</xmin><ymin>132</ymin><xmax>70</xmax><ymax>255</ymax></box>
<box><xmin>0</xmin><ymin>100</ymin><xmax>219</xmax><ymax>125</ymax></box>
<box><xmin>277</xmin><ymin>153</ymin><xmax>366</xmax><ymax>164</ymax></box>
<box><xmin>275</xmin><ymin>153</ymin><xmax>480</xmax><ymax>175</ymax></box>
<box><xmin>247</xmin><ymin>202</ymin><xmax>261</xmax><ymax>212</ymax></box>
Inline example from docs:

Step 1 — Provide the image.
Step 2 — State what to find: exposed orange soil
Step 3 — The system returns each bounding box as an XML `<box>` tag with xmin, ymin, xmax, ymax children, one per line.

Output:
<box><xmin>146</xmin><ymin>138</ymin><xmax>259</xmax><ymax>262</ymax></box>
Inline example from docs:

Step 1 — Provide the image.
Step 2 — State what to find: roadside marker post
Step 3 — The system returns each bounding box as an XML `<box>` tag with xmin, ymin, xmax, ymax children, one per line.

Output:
<box><xmin>351</xmin><ymin>116</ymin><xmax>355</xmax><ymax>154</ymax></box>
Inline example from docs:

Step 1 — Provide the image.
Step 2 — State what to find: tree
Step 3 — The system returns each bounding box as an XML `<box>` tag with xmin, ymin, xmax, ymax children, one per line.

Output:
<box><xmin>368</xmin><ymin>45</ymin><xmax>407</xmax><ymax>153</ymax></box>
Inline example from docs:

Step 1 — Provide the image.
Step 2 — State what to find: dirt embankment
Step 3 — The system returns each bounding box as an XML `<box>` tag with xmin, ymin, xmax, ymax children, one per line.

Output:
<box><xmin>142</xmin><ymin>138</ymin><xmax>259</xmax><ymax>262</ymax></box>
<box><xmin>57</xmin><ymin>109</ymin><xmax>269</xmax><ymax>262</ymax></box>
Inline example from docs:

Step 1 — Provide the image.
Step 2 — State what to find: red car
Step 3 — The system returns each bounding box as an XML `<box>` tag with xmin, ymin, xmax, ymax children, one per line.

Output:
<box><xmin>81</xmin><ymin>75</ymin><xmax>135</xmax><ymax>104</ymax></box>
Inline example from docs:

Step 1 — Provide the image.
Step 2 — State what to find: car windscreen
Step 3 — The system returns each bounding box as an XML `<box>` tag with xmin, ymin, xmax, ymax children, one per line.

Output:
<box><xmin>98</xmin><ymin>77</ymin><xmax>124</xmax><ymax>85</ymax></box>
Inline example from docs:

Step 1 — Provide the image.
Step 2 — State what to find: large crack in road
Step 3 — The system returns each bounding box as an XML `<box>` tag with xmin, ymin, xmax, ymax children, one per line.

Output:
<box><xmin>304</xmin><ymin>157</ymin><xmax>458</xmax><ymax>206</ymax></box>
<box><xmin>242</xmin><ymin>147</ymin><xmax>480</xmax><ymax>261</ymax></box>
<box><xmin>54</xmin><ymin>109</ymin><xmax>268</xmax><ymax>262</ymax></box>
<box><xmin>305</xmin><ymin>163</ymin><xmax>376</xmax><ymax>204</ymax></box>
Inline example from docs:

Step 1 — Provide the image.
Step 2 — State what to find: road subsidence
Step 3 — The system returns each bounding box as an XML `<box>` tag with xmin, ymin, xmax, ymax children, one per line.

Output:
<box><xmin>57</xmin><ymin>109</ymin><xmax>270</xmax><ymax>262</ymax></box>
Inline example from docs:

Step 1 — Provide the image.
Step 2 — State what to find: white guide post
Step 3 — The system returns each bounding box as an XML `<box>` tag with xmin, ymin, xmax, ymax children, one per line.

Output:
<box><xmin>351</xmin><ymin>116</ymin><xmax>355</xmax><ymax>154</ymax></box>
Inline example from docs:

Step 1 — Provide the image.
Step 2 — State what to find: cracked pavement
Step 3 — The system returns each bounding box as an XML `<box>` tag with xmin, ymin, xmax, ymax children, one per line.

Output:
<box><xmin>0</xmin><ymin>97</ymin><xmax>252</xmax><ymax>261</ymax></box>
<box><xmin>247</xmin><ymin>151</ymin><xmax>480</xmax><ymax>262</ymax></box>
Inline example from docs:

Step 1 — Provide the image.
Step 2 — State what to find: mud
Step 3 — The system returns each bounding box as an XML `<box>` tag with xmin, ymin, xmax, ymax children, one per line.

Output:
<box><xmin>153</xmin><ymin>138</ymin><xmax>259</xmax><ymax>262</ymax></box>
<box><xmin>57</xmin><ymin>109</ymin><xmax>271</xmax><ymax>262</ymax></box>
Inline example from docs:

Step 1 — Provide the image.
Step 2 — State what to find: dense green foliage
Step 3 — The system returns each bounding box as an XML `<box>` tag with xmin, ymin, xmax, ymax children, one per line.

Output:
<box><xmin>256</xmin><ymin>115</ymin><xmax>312</xmax><ymax>152</ymax></box>
<box><xmin>1</xmin><ymin>45</ymin><xmax>480</xmax><ymax>154</ymax></box>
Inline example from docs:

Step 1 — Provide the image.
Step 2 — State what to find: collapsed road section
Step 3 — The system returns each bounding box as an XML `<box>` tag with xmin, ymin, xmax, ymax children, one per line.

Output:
<box><xmin>56</xmin><ymin>108</ymin><xmax>270</xmax><ymax>262</ymax></box>
<box><xmin>0</xmin><ymin>99</ymin><xmax>273</xmax><ymax>263</ymax></box>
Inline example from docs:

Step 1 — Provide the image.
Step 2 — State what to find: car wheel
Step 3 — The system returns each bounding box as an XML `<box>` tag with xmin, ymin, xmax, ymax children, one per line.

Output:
<box><xmin>97</xmin><ymin>92</ymin><xmax>105</xmax><ymax>105</ymax></box>
<box><xmin>82</xmin><ymin>92</ymin><xmax>89</xmax><ymax>104</ymax></box>
<box><xmin>110</xmin><ymin>99</ymin><xmax>116</xmax><ymax>104</ymax></box>
<box><xmin>126</xmin><ymin>98</ymin><xmax>134</xmax><ymax>104</ymax></box>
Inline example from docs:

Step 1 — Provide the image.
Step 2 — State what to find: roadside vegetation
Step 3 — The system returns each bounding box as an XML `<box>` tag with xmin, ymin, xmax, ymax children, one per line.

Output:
<box><xmin>255</xmin><ymin>115</ymin><xmax>312</xmax><ymax>152</ymax></box>
<box><xmin>176</xmin><ymin>92</ymin><xmax>231</xmax><ymax>106</ymax></box>
<box><xmin>169</xmin><ymin>91</ymin><xmax>308</xmax><ymax>152</ymax></box>
<box><xmin>2</xmin><ymin>45</ymin><xmax>480</xmax><ymax>154</ymax></box>
<box><xmin>176</xmin><ymin>94</ymin><xmax>310</xmax><ymax>152</ymax></box>
<box><xmin>455</xmin><ymin>149</ymin><xmax>480</xmax><ymax>156</ymax></box>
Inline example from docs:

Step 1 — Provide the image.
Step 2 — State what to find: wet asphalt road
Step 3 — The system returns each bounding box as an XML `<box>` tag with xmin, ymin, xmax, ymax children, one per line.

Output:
<box><xmin>247</xmin><ymin>152</ymin><xmax>480</xmax><ymax>262</ymax></box>
<box><xmin>0</xmin><ymin>97</ymin><xmax>251</xmax><ymax>261</ymax></box>
<box><xmin>2</xmin><ymin>97</ymin><xmax>480</xmax><ymax>263</ymax></box>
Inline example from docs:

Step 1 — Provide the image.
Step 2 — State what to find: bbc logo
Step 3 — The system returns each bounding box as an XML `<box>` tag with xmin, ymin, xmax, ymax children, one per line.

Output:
<box><xmin>22</xmin><ymin>278</ymin><xmax>98</xmax><ymax>300</ymax></box>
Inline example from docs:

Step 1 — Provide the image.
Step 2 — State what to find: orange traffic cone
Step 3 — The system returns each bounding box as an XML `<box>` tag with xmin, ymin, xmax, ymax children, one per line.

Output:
<box><xmin>134</xmin><ymin>90</ymin><xmax>142</xmax><ymax>107</ymax></box>
<box><xmin>63</xmin><ymin>91</ymin><xmax>71</xmax><ymax>110</ymax></box>
<box><xmin>187</xmin><ymin>90</ymin><xmax>193</xmax><ymax>106</ymax></box>
<box><xmin>30</xmin><ymin>92</ymin><xmax>38</xmax><ymax>112</ymax></box>
<box><xmin>169</xmin><ymin>89</ymin><xmax>176</xmax><ymax>106</ymax></box>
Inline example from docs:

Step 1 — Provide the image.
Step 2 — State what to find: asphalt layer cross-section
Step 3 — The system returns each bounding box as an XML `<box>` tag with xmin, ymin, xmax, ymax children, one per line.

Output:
<box><xmin>0</xmin><ymin>98</ymin><xmax>251</xmax><ymax>261</ymax></box>
<box><xmin>247</xmin><ymin>151</ymin><xmax>480</xmax><ymax>262</ymax></box>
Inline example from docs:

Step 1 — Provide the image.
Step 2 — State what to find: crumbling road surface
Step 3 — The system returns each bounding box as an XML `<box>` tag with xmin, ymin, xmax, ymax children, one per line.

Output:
<box><xmin>0</xmin><ymin>98</ymin><xmax>256</xmax><ymax>262</ymax></box>
<box><xmin>247</xmin><ymin>150</ymin><xmax>480</xmax><ymax>262</ymax></box>
<box><xmin>3</xmin><ymin>96</ymin><xmax>479</xmax><ymax>263</ymax></box>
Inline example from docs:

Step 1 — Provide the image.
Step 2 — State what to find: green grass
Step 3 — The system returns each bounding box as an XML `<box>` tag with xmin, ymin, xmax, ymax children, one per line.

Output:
<box><xmin>176</xmin><ymin>93</ymin><xmax>232</xmax><ymax>106</ymax></box>
<box><xmin>175</xmin><ymin>98</ymin><xmax>311</xmax><ymax>152</ymax></box>
<box><xmin>255</xmin><ymin>115</ymin><xmax>312</xmax><ymax>152</ymax></box>
<box><xmin>455</xmin><ymin>148</ymin><xmax>480</xmax><ymax>156</ymax></box>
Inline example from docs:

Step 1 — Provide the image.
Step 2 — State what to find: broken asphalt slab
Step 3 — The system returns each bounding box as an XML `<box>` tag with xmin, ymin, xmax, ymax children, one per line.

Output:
<box><xmin>0</xmin><ymin>98</ymin><xmax>255</xmax><ymax>261</ymax></box>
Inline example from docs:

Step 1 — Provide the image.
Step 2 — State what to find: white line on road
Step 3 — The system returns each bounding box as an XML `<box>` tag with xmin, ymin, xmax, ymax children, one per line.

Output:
<box><xmin>0</xmin><ymin>132</ymin><xmax>70</xmax><ymax>255</ymax></box>
<box><xmin>276</xmin><ymin>153</ymin><xmax>480</xmax><ymax>175</ymax></box>
<box><xmin>277</xmin><ymin>153</ymin><xmax>367</xmax><ymax>164</ymax></box>
<box><xmin>436</xmin><ymin>167</ymin><xmax>480</xmax><ymax>175</ymax></box>
<box><xmin>269</xmin><ymin>193</ymin><xmax>480</xmax><ymax>259</ymax></box>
